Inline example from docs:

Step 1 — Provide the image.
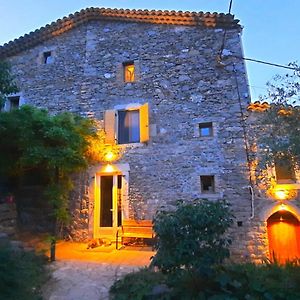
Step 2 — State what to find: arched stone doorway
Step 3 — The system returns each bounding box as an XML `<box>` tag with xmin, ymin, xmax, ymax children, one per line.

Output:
<box><xmin>267</xmin><ymin>210</ymin><xmax>300</xmax><ymax>264</ymax></box>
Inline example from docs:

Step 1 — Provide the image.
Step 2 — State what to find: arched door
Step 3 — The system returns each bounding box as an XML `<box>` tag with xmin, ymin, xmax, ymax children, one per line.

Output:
<box><xmin>267</xmin><ymin>211</ymin><xmax>300</xmax><ymax>264</ymax></box>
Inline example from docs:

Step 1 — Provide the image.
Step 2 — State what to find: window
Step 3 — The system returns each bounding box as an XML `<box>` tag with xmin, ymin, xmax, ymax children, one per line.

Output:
<box><xmin>43</xmin><ymin>51</ymin><xmax>53</xmax><ymax>64</ymax></box>
<box><xmin>118</xmin><ymin>110</ymin><xmax>140</xmax><ymax>144</ymax></box>
<box><xmin>200</xmin><ymin>175</ymin><xmax>215</xmax><ymax>193</ymax></box>
<box><xmin>7</xmin><ymin>96</ymin><xmax>20</xmax><ymax>111</ymax></box>
<box><xmin>275</xmin><ymin>157</ymin><xmax>295</xmax><ymax>183</ymax></box>
<box><xmin>123</xmin><ymin>62</ymin><xmax>135</xmax><ymax>82</ymax></box>
<box><xmin>104</xmin><ymin>103</ymin><xmax>149</xmax><ymax>145</ymax></box>
<box><xmin>199</xmin><ymin>122</ymin><xmax>213</xmax><ymax>137</ymax></box>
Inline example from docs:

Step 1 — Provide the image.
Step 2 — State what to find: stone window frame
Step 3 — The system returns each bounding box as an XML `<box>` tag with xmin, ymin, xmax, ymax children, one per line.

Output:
<box><xmin>193</xmin><ymin>118</ymin><xmax>220</xmax><ymax>139</ymax></box>
<box><xmin>267</xmin><ymin>160</ymin><xmax>300</xmax><ymax>186</ymax></box>
<box><xmin>38</xmin><ymin>47</ymin><xmax>57</xmax><ymax>65</ymax></box>
<box><xmin>197</xmin><ymin>171</ymin><xmax>223</xmax><ymax>199</ymax></box>
<box><xmin>200</xmin><ymin>175</ymin><xmax>216</xmax><ymax>193</ymax></box>
<box><xmin>3</xmin><ymin>92</ymin><xmax>25</xmax><ymax>112</ymax></box>
<box><xmin>116</xmin><ymin>60</ymin><xmax>141</xmax><ymax>84</ymax></box>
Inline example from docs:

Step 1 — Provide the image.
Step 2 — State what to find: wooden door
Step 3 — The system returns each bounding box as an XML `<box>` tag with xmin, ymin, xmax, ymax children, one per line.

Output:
<box><xmin>267</xmin><ymin>211</ymin><xmax>300</xmax><ymax>264</ymax></box>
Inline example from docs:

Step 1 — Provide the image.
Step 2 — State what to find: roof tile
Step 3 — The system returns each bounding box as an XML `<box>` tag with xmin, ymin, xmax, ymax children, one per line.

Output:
<box><xmin>0</xmin><ymin>7</ymin><xmax>240</xmax><ymax>58</ymax></box>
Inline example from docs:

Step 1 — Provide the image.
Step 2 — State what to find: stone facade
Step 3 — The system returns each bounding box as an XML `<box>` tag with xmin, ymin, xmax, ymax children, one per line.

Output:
<box><xmin>1</xmin><ymin>8</ymin><xmax>291</xmax><ymax>262</ymax></box>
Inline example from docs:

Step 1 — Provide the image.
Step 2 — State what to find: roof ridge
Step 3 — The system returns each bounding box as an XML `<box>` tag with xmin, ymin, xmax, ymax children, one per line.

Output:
<box><xmin>0</xmin><ymin>7</ymin><xmax>240</xmax><ymax>58</ymax></box>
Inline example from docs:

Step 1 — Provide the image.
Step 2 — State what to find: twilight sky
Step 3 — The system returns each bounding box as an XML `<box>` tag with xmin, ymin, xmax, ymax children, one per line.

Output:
<box><xmin>0</xmin><ymin>0</ymin><xmax>298</xmax><ymax>101</ymax></box>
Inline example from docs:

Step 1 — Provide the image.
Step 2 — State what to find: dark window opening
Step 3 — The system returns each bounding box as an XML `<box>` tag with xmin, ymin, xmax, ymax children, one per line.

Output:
<box><xmin>118</xmin><ymin>110</ymin><xmax>140</xmax><ymax>144</ymax></box>
<box><xmin>199</xmin><ymin>122</ymin><xmax>213</xmax><ymax>137</ymax></box>
<box><xmin>123</xmin><ymin>61</ymin><xmax>135</xmax><ymax>82</ymax></box>
<box><xmin>275</xmin><ymin>157</ymin><xmax>295</xmax><ymax>183</ymax></box>
<box><xmin>200</xmin><ymin>175</ymin><xmax>215</xmax><ymax>193</ymax></box>
<box><xmin>43</xmin><ymin>51</ymin><xmax>52</xmax><ymax>64</ymax></box>
<box><xmin>8</xmin><ymin>96</ymin><xmax>20</xmax><ymax>110</ymax></box>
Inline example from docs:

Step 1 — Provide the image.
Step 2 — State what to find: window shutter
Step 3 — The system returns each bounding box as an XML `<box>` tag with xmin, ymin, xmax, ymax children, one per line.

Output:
<box><xmin>104</xmin><ymin>110</ymin><xmax>116</xmax><ymax>144</ymax></box>
<box><xmin>139</xmin><ymin>103</ymin><xmax>149</xmax><ymax>143</ymax></box>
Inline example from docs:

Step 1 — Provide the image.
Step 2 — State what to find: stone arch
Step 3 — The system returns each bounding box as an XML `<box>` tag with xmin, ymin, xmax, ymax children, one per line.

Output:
<box><xmin>258</xmin><ymin>201</ymin><xmax>300</xmax><ymax>222</ymax></box>
<box><xmin>267</xmin><ymin>209</ymin><xmax>300</xmax><ymax>263</ymax></box>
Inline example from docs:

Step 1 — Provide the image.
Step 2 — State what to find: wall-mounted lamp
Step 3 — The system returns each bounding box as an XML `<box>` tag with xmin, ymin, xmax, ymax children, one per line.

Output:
<box><xmin>274</xmin><ymin>189</ymin><xmax>289</xmax><ymax>201</ymax></box>
<box><xmin>104</xmin><ymin>151</ymin><xmax>115</xmax><ymax>162</ymax></box>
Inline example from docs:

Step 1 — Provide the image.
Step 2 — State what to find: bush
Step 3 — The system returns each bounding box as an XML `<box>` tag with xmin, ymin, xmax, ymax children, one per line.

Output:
<box><xmin>151</xmin><ymin>199</ymin><xmax>233</xmax><ymax>273</ymax></box>
<box><xmin>215</xmin><ymin>262</ymin><xmax>300</xmax><ymax>300</ymax></box>
<box><xmin>110</xmin><ymin>268</ymin><xmax>167</xmax><ymax>300</ymax></box>
<box><xmin>0</xmin><ymin>241</ymin><xmax>49</xmax><ymax>300</ymax></box>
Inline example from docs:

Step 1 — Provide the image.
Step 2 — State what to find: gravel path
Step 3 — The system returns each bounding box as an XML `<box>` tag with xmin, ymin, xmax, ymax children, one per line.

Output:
<box><xmin>42</xmin><ymin>261</ymin><xmax>138</xmax><ymax>300</ymax></box>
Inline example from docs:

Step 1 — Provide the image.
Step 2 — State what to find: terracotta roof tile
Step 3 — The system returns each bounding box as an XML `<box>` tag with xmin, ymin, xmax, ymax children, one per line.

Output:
<box><xmin>247</xmin><ymin>101</ymin><xmax>271</xmax><ymax>112</ymax></box>
<box><xmin>0</xmin><ymin>7</ymin><xmax>240</xmax><ymax>58</ymax></box>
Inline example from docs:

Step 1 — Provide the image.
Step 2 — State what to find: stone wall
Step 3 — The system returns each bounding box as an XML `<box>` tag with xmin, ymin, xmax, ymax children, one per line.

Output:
<box><xmin>6</xmin><ymin>20</ymin><xmax>255</xmax><ymax>259</ymax></box>
<box><xmin>0</xmin><ymin>202</ymin><xmax>17</xmax><ymax>238</ymax></box>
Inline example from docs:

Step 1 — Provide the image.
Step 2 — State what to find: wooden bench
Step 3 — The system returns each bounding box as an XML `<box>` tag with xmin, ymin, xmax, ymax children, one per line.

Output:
<box><xmin>116</xmin><ymin>219</ymin><xmax>154</xmax><ymax>250</ymax></box>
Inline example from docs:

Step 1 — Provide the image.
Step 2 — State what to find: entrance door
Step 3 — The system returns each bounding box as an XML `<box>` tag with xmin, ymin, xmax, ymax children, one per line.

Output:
<box><xmin>267</xmin><ymin>211</ymin><xmax>300</xmax><ymax>264</ymax></box>
<box><xmin>94</xmin><ymin>174</ymin><xmax>123</xmax><ymax>238</ymax></box>
<box><xmin>100</xmin><ymin>176</ymin><xmax>113</xmax><ymax>227</ymax></box>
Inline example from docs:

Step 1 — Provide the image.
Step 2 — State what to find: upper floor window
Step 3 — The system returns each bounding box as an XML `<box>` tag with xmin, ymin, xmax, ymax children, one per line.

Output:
<box><xmin>123</xmin><ymin>62</ymin><xmax>135</xmax><ymax>82</ymax></box>
<box><xmin>43</xmin><ymin>51</ymin><xmax>53</xmax><ymax>64</ymax></box>
<box><xmin>118</xmin><ymin>110</ymin><xmax>140</xmax><ymax>144</ymax></box>
<box><xmin>199</xmin><ymin>122</ymin><xmax>213</xmax><ymax>137</ymax></box>
<box><xmin>104</xmin><ymin>103</ymin><xmax>149</xmax><ymax>145</ymax></box>
<box><xmin>275</xmin><ymin>157</ymin><xmax>295</xmax><ymax>183</ymax></box>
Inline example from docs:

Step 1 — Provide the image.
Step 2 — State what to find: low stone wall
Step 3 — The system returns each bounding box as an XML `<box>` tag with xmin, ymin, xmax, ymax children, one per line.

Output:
<box><xmin>0</xmin><ymin>202</ymin><xmax>17</xmax><ymax>238</ymax></box>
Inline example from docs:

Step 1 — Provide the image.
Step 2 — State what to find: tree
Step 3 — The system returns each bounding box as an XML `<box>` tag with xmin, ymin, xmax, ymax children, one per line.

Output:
<box><xmin>0</xmin><ymin>60</ymin><xmax>18</xmax><ymax>108</ymax></box>
<box><xmin>258</xmin><ymin>63</ymin><xmax>300</xmax><ymax>168</ymax></box>
<box><xmin>0</xmin><ymin>105</ymin><xmax>118</xmax><ymax>257</ymax></box>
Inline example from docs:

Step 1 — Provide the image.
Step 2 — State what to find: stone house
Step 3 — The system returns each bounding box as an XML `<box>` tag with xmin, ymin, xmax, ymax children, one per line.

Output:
<box><xmin>0</xmin><ymin>7</ymin><xmax>299</xmax><ymax>263</ymax></box>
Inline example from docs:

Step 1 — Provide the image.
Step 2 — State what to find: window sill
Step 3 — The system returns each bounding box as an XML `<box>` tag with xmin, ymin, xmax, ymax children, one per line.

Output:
<box><xmin>199</xmin><ymin>192</ymin><xmax>223</xmax><ymax>199</ymax></box>
<box><xmin>118</xmin><ymin>142</ymin><xmax>146</xmax><ymax>148</ymax></box>
<box><xmin>275</xmin><ymin>182</ymin><xmax>300</xmax><ymax>190</ymax></box>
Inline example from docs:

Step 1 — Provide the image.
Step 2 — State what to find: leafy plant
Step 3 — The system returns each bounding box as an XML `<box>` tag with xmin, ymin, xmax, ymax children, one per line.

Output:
<box><xmin>0</xmin><ymin>60</ymin><xmax>18</xmax><ymax>109</ymax></box>
<box><xmin>258</xmin><ymin>62</ymin><xmax>300</xmax><ymax>168</ymax></box>
<box><xmin>0</xmin><ymin>105</ymin><xmax>118</xmax><ymax>247</ymax></box>
<box><xmin>110</xmin><ymin>268</ymin><xmax>167</xmax><ymax>300</ymax></box>
<box><xmin>0</xmin><ymin>242</ymin><xmax>49</xmax><ymax>300</ymax></box>
<box><xmin>151</xmin><ymin>199</ymin><xmax>233</xmax><ymax>273</ymax></box>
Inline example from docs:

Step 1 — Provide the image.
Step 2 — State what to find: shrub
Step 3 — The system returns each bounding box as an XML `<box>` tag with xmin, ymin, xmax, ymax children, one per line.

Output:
<box><xmin>151</xmin><ymin>199</ymin><xmax>233</xmax><ymax>273</ymax></box>
<box><xmin>110</xmin><ymin>268</ymin><xmax>167</xmax><ymax>300</ymax></box>
<box><xmin>0</xmin><ymin>241</ymin><xmax>49</xmax><ymax>300</ymax></box>
<box><xmin>215</xmin><ymin>262</ymin><xmax>300</xmax><ymax>300</ymax></box>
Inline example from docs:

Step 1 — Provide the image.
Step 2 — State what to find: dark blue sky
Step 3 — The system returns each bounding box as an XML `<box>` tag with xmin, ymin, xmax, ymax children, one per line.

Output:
<box><xmin>0</xmin><ymin>0</ymin><xmax>298</xmax><ymax>101</ymax></box>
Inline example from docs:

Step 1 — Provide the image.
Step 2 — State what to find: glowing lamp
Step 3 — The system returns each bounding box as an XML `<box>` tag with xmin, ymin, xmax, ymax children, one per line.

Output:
<box><xmin>103</xmin><ymin>164</ymin><xmax>114</xmax><ymax>173</ymax></box>
<box><xmin>104</xmin><ymin>151</ymin><xmax>115</xmax><ymax>162</ymax></box>
<box><xmin>279</xmin><ymin>203</ymin><xmax>286</xmax><ymax>211</ymax></box>
<box><xmin>274</xmin><ymin>190</ymin><xmax>288</xmax><ymax>200</ymax></box>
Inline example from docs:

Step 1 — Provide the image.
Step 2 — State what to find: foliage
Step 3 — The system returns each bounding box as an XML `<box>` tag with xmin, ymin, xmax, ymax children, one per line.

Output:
<box><xmin>151</xmin><ymin>199</ymin><xmax>233</xmax><ymax>274</ymax></box>
<box><xmin>0</xmin><ymin>60</ymin><xmax>18</xmax><ymax>108</ymax></box>
<box><xmin>0</xmin><ymin>105</ymin><xmax>110</xmax><ymax>228</ymax></box>
<box><xmin>259</xmin><ymin>62</ymin><xmax>300</xmax><ymax>167</ymax></box>
<box><xmin>0</xmin><ymin>242</ymin><xmax>49</xmax><ymax>300</ymax></box>
<box><xmin>110</xmin><ymin>268</ymin><xmax>167</xmax><ymax>300</ymax></box>
<box><xmin>215</xmin><ymin>262</ymin><xmax>300</xmax><ymax>300</ymax></box>
<box><xmin>110</xmin><ymin>262</ymin><xmax>300</xmax><ymax>300</ymax></box>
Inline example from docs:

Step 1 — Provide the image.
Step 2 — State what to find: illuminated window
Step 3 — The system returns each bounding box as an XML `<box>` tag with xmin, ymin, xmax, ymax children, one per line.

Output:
<box><xmin>118</xmin><ymin>110</ymin><xmax>140</xmax><ymax>144</ymax></box>
<box><xmin>43</xmin><ymin>51</ymin><xmax>53</xmax><ymax>64</ymax></box>
<box><xmin>199</xmin><ymin>122</ymin><xmax>213</xmax><ymax>137</ymax></box>
<box><xmin>200</xmin><ymin>176</ymin><xmax>215</xmax><ymax>193</ymax></box>
<box><xmin>123</xmin><ymin>62</ymin><xmax>135</xmax><ymax>82</ymax></box>
<box><xmin>275</xmin><ymin>157</ymin><xmax>295</xmax><ymax>183</ymax></box>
